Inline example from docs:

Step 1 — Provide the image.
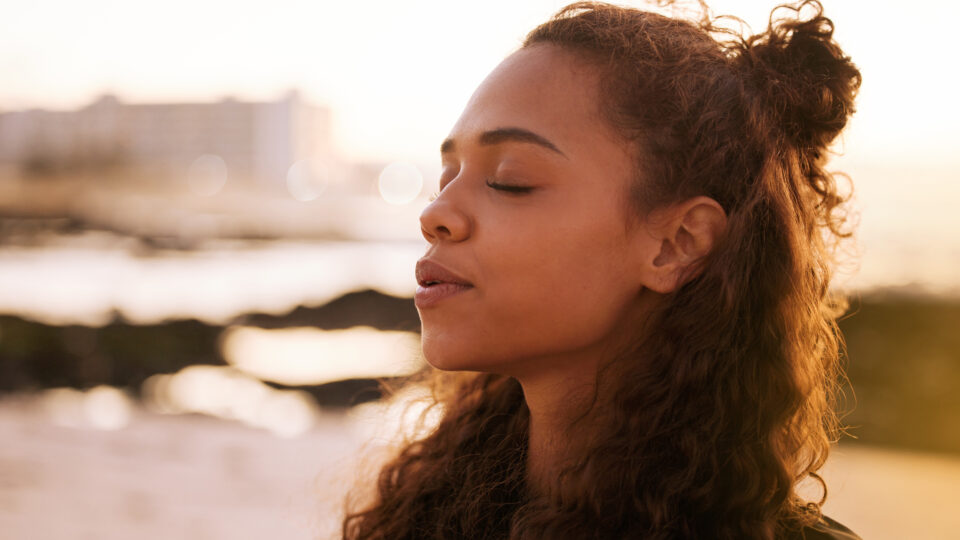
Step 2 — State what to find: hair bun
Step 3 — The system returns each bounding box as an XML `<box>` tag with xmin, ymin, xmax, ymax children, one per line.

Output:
<box><xmin>733</xmin><ymin>1</ymin><xmax>861</xmax><ymax>151</ymax></box>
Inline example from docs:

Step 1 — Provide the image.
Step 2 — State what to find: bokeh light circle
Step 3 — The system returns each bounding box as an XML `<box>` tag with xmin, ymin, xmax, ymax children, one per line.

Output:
<box><xmin>286</xmin><ymin>159</ymin><xmax>329</xmax><ymax>202</ymax></box>
<box><xmin>378</xmin><ymin>161</ymin><xmax>423</xmax><ymax>205</ymax></box>
<box><xmin>187</xmin><ymin>154</ymin><xmax>228</xmax><ymax>196</ymax></box>
<box><xmin>83</xmin><ymin>385</ymin><xmax>133</xmax><ymax>430</ymax></box>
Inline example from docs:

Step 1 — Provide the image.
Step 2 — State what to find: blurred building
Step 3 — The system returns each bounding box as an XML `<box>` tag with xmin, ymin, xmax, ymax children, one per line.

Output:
<box><xmin>0</xmin><ymin>91</ymin><xmax>333</xmax><ymax>185</ymax></box>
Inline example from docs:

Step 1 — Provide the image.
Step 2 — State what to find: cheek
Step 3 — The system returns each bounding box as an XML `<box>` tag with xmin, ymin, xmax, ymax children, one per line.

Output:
<box><xmin>417</xmin><ymin>204</ymin><xmax>641</xmax><ymax>371</ymax></box>
<box><xmin>503</xmin><ymin>254</ymin><xmax>634</xmax><ymax>342</ymax></box>
<box><xmin>501</xmin><ymin>217</ymin><xmax>634</xmax><ymax>308</ymax></box>
<box><xmin>474</xmin><ymin>225</ymin><xmax>637</xmax><ymax>356</ymax></box>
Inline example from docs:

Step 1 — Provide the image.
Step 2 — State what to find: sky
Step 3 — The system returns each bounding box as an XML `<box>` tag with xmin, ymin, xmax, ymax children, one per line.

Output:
<box><xmin>1</xmin><ymin>0</ymin><xmax>957</xmax><ymax>165</ymax></box>
<box><xmin>2</xmin><ymin>0</ymin><xmax>959</xmax><ymax>290</ymax></box>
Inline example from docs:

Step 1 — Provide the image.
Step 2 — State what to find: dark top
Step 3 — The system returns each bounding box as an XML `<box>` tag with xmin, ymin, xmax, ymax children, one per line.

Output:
<box><xmin>788</xmin><ymin>515</ymin><xmax>861</xmax><ymax>540</ymax></box>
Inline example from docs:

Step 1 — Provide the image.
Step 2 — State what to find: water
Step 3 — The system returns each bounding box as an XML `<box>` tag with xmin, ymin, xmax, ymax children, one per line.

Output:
<box><xmin>1</xmin><ymin>234</ymin><xmax>426</xmax><ymax>325</ymax></box>
<box><xmin>2</xmin><ymin>228</ymin><xmax>957</xmax><ymax>328</ymax></box>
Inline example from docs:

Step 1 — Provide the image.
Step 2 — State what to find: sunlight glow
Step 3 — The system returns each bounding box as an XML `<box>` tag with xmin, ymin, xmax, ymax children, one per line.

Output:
<box><xmin>41</xmin><ymin>385</ymin><xmax>133</xmax><ymax>431</ymax></box>
<box><xmin>0</xmin><ymin>239</ymin><xmax>425</xmax><ymax>326</ymax></box>
<box><xmin>221</xmin><ymin>326</ymin><xmax>424</xmax><ymax>386</ymax></box>
<box><xmin>348</xmin><ymin>383</ymin><xmax>442</xmax><ymax>443</ymax></box>
<box><xmin>142</xmin><ymin>365</ymin><xmax>319</xmax><ymax>437</ymax></box>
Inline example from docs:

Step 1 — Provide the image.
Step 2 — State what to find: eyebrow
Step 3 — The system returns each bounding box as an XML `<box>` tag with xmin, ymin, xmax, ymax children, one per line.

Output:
<box><xmin>440</xmin><ymin>127</ymin><xmax>567</xmax><ymax>158</ymax></box>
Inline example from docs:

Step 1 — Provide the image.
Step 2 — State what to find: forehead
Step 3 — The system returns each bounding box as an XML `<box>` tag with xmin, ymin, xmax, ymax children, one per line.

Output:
<box><xmin>448</xmin><ymin>44</ymin><xmax>622</xmax><ymax>158</ymax></box>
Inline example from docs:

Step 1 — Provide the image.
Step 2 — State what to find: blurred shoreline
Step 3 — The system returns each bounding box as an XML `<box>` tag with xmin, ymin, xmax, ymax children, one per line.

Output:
<box><xmin>1</xmin><ymin>284</ymin><xmax>958</xmax><ymax>457</ymax></box>
<box><xmin>2</xmin><ymin>172</ymin><xmax>959</xmax><ymax>540</ymax></box>
<box><xmin>2</xmin><ymin>184</ymin><xmax>959</xmax><ymax>540</ymax></box>
<box><xmin>0</xmin><ymin>172</ymin><xmax>428</xmax><ymax>246</ymax></box>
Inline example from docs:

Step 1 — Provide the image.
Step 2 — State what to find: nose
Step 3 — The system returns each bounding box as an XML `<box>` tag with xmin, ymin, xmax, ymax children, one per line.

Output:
<box><xmin>419</xmin><ymin>189</ymin><xmax>471</xmax><ymax>243</ymax></box>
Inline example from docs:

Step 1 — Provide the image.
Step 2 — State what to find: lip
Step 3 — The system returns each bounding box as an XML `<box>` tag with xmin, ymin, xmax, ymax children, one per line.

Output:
<box><xmin>415</xmin><ymin>259</ymin><xmax>474</xmax><ymax>308</ymax></box>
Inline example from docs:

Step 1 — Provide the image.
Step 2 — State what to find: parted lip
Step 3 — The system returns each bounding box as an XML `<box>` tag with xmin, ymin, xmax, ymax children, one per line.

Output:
<box><xmin>416</xmin><ymin>259</ymin><xmax>473</xmax><ymax>287</ymax></box>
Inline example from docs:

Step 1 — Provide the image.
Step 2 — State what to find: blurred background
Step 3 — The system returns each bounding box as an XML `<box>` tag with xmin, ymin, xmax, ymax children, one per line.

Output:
<box><xmin>0</xmin><ymin>0</ymin><xmax>957</xmax><ymax>538</ymax></box>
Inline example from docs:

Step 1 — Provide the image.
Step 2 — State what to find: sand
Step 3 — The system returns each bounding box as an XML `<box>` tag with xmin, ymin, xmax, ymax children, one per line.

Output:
<box><xmin>1</xmin><ymin>395</ymin><xmax>958</xmax><ymax>540</ymax></box>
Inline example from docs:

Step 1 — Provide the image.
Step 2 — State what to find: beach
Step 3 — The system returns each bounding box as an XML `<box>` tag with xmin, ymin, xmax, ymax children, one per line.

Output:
<box><xmin>1</xmin><ymin>394</ymin><xmax>958</xmax><ymax>540</ymax></box>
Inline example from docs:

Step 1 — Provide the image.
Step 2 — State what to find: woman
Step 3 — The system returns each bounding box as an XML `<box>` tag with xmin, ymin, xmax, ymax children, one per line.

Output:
<box><xmin>344</xmin><ymin>1</ymin><xmax>861</xmax><ymax>538</ymax></box>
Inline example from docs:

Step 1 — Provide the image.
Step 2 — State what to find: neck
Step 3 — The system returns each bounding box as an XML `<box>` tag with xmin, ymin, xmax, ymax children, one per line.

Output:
<box><xmin>517</xmin><ymin>357</ymin><xmax>600</xmax><ymax>496</ymax></box>
<box><xmin>514</xmin><ymin>291</ymin><xmax>660</xmax><ymax>496</ymax></box>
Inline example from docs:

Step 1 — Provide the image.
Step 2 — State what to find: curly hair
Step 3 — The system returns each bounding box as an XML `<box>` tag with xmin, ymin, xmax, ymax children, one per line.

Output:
<box><xmin>342</xmin><ymin>2</ymin><xmax>861</xmax><ymax>538</ymax></box>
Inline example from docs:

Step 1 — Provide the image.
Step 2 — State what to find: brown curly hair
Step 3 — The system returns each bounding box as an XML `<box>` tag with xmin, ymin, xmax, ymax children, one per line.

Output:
<box><xmin>342</xmin><ymin>1</ymin><xmax>861</xmax><ymax>538</ymax></box>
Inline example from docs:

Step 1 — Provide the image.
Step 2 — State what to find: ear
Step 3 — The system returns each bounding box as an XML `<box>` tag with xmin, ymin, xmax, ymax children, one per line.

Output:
<box><xmin>637</xmin><ymin>196</ymin><xmax>727</xmax><ymax>293</ymax></box>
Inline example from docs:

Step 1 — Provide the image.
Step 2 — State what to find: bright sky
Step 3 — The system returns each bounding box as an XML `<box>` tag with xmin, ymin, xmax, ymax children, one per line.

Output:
<box><xmin>2</xmin><ymin>0</ymin><xmax>959</xmax><ymax>290</ymax></box>
<box><xmin>1</xmin><ymin>0</ymin><xmax>957</xmax><ymax>165</ymax></box>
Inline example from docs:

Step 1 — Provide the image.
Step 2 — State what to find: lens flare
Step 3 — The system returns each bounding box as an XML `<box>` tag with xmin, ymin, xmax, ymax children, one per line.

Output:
<box><xmin>286</xmin><ymin>158</ymin><xmax>330</xmax><ymax>202</ymax></box>
<box><xmin>187</xmin><ymin>154</ymin><xmax>228</xmax><ymax>196</ymax></box>
<box><xmin>378</xmin><ymin>161</ymin><xmax>423</xmax><ymax>205</ymax></box>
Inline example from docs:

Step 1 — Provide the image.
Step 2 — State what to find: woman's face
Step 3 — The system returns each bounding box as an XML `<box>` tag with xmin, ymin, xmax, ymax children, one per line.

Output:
<box><xmin>416</xmin><ymin>44</ymin><xmax>657</xmax><ymax>377</ymax></box>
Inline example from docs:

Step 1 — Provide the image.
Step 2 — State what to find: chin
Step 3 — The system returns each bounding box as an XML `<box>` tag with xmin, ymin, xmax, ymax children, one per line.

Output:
<box><xmin>422</xmin><ymin>341</ymin><xmax>533</xmax><ymax>380</ymax></box>
<box><xmin>420</xmin><ymin>334</ymin><xmax>496</xmax><ymax>373</ymax></box>
<box><xmin>421</xmin><ymin>345</ymin><xmax>473</xmax><ymax>372</ymax></box>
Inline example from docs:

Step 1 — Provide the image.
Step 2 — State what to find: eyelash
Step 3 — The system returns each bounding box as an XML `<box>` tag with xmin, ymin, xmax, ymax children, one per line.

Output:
<box><xmin>429</xmin><ymin>179</ymin><xmax>533</xmax><ymax>201</ymax></box>
<box><xmin>485</xmin><ymin>178</ymin><xmax>534</xmax><ymax>194</ymax></box>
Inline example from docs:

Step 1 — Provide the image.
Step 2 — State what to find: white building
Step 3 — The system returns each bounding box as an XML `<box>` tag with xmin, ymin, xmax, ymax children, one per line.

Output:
<box><xmin>0</xmin><ymin>91</ymin><xmax>333</xmax><ymax>186</ymax></box>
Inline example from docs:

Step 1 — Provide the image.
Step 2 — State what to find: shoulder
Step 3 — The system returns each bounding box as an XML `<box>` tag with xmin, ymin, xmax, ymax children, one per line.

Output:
<box><xmin>784</xmin><ymin>515</ymin><xmax>862</xmax><ymax>540</ymax></box>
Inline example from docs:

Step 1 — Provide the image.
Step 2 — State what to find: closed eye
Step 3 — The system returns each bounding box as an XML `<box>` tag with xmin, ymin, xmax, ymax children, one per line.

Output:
<box><xmin>485</xmin><ymin>178</ymin><xmax>534</xmax><ymax>194</ymax></box>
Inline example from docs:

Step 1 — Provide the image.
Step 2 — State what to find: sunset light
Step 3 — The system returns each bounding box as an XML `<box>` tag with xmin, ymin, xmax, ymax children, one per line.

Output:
<box><xmin>1</xmin><ymin>2</ymin><xmax>957</xmax><ymax>539</ymax></box>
